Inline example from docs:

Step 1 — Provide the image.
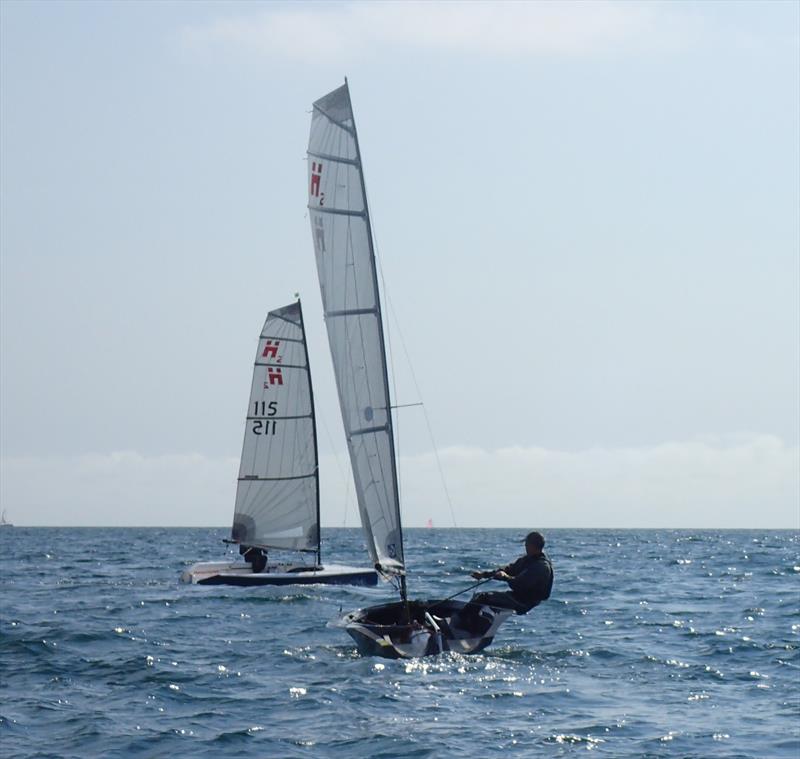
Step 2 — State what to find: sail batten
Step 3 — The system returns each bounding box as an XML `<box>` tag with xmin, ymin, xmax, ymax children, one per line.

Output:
<box><xmin>259</xmin><ymin>335</ymin><xmax>305</xmax><ymax>344</ymax></box>
<box><xmin>239</xmin><ymin>472</ymin><xmax>316</xmax><ymax>482</ymax></box>
<box><xmin>311</xmin><ymin>207</ymin><xmax>367</xmax><ymax>218</ymax></box>
<box><xmin>244</xmin><ymin>414</ymin><xmax>313</xmax><ymax>421</ymax></box>
<box><xmin>253</xmin><ymin>362</ymin><xmax>307</xmax><ymax>369</ymax></box>
<box><xmin>308</xmin><ymin>151</ymin><xmax>361</xmax><ymax>167</ymax></box>
<box><xmin>231</xmin><ymin>301</ymin><xmax>320</xmax><ymax>556</ymax></box>
<box><xmin>349</xmin><ymin>425</ymin><xmax>390</xmax><ymax>437</ymax></box>
<box><xmin>325</xmin><ymin>308</ymin><xmax>378</xmax><ymax>317</ymax></box>
<box><xmin>307</xmin><ymin>82</ymin><xmax>405</xmax><ymax>575</ymax></box>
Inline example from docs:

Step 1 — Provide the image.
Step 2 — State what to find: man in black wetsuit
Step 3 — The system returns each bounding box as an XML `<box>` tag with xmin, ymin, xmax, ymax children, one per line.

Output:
<box><xmin>240</xmin><ymin>545</ymin><xmax>267</xmax><ymax>574</ymax></box>
<box><xmin>469</xmin><ymin>530</ymin><xmax>553</xmax><ymax>614</ymax></box>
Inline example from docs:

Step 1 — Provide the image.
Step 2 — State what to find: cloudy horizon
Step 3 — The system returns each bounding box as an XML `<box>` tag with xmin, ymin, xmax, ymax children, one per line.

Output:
<box><xmin>2</xmin><ymin>433</ymin><xmax>796</xmax><ymax>528</ymax></box>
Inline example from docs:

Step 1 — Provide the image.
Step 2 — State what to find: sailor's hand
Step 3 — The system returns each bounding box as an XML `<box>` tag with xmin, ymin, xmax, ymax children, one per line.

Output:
<box><xmin>493</xmin><ymin>570</ymin><xmax>510</xmax><ymax>581</ymax></box>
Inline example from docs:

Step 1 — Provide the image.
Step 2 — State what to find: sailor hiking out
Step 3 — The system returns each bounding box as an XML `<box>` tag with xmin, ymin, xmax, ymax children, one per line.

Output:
<box><xmin>470</xmin><ymin>530</ymin><xmax>554</xmax><ymax>614</ymax></box>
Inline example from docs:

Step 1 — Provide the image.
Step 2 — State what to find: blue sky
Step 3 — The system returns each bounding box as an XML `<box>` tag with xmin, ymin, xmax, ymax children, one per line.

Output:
<box><xmin>1</xmin><ymin>1</ymin><xmax>798</xmax><ymax>527</ymax></box>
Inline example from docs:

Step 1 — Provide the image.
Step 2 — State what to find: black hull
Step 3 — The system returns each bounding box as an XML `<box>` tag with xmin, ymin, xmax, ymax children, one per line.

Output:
<box><xmin>181</xmin><ymin>561</ymin><xmax>378</xmax><ymax>587</ymax></box>
<box><xmin>337</xmin><ymin>599</ymin><xmax>513</xmax><ymax>659</ymax></box>
<box><xmin>197</xmin><ymin>570</ymin><xmax>378</xmax><ymax>587</ymax></box>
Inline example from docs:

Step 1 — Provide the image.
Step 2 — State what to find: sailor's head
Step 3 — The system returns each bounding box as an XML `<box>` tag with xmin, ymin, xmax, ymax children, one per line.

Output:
<box><xmin>524</xmin><ymin>531</ymin><xmax>545</xmax><ymax>556</ymax></box>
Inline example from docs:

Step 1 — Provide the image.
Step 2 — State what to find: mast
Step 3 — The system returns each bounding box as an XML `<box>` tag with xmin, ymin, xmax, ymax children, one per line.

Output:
<box><xmin>345</xmin><ymin>78</ymin><xmax>407</xmax><ymax>603</ymax></box>
<box><xmin>297</xmin><ymin>296</ymin><xmax>322</xmax><ymax>566</ymax></box>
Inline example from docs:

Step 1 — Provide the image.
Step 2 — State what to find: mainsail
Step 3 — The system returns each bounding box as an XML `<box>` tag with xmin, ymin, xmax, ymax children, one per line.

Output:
<box><xmin>307</xmin><ymin>82</ymin><xmax>405</xmax><ymax>576</ymax></box>
<box><xmin>231</xmin><ymin>301</ymin><xmax>320</xmax><ymax>556</ymax></box>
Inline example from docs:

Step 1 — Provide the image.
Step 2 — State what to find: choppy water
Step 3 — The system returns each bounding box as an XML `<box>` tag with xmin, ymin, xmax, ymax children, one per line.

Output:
<box><xmin>1</xmin><ymin>528</ymin><xmax>798</xmax><ymax>757</ymax></box>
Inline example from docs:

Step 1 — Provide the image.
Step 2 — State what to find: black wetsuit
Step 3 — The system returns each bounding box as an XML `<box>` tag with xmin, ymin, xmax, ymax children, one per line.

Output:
<box><xmin>242</xmin><ymin>546</ymin><xmax>267</xmax><ymax>574</ymax></box>
<box><xmin>473</xmin><ymin>553</ymin><xmax>554</xmax><ymax>614</ymax></box>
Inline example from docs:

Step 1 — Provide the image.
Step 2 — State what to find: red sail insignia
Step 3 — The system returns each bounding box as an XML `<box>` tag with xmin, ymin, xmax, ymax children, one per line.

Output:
<box><xmin>310</xmin><ymin>162</ymin><xmax>322</xmax><ymax>198</ymax></box>
<box><xmin>262</xmin><ymin>340</ymin><xmax>280</xmax><ymax>360</ymax></box>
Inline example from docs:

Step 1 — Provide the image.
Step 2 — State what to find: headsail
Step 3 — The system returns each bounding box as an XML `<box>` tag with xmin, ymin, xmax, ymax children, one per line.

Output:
<box><xmin>307</xmin><ymin>82</ymin><xmax>405</xmax><ymax>576</ymax></box>
<box><xmin>231</xmin><ymin>301</ymin><xmax>320</xmax><ymax>556</ymax></box>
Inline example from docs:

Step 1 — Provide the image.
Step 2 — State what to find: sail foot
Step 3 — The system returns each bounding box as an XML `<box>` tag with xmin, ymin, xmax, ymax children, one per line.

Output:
<box><xmin>375</xmin><ymin>558</ymin><xmax>405</xmax><ymax>578</ymax></box>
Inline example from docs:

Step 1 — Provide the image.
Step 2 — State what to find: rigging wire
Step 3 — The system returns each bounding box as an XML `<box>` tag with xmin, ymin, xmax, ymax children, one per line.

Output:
<box><xmin>368</xmin><ymin>195</ymin><xmax>403</xmax><ymax>509</ymax></box>
<box><xmin>317</xmin><ymin>407</ymin><xmax>353</xmax><ymax>528</ymax></box>
<box><xmin>428</xmin><ymin>577</ymin><xmax>493</xmax><ymax>608</ymax></box>
<box><xmin>367</xmin><ymin>195</ymin><xmax>459</xmax><ymax>529</ymax></box>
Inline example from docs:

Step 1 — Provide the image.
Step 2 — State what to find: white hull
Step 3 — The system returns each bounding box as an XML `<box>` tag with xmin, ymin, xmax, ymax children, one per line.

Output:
<box><xmin>181</xmin><ymin>560</ymin><xmax>378</xmax><ymax>587</ymax></box>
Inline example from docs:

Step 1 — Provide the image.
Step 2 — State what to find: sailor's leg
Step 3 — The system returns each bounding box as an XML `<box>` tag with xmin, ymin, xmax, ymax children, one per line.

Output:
<box><xmin>471</xmin><ymin>591</ymin><xmax>526</xmax><ymax>613</ymax></box>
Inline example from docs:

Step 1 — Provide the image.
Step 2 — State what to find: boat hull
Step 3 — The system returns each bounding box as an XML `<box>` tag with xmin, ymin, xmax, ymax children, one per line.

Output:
<box><xmin>181</xmin><ymin>561</ymin><xmax>378</xmax><ymax>587</ymax></box>
<box><xmin>336</xmin><ymin>599</ymin><xmax>513</xmax><ymax>659</ymax></box>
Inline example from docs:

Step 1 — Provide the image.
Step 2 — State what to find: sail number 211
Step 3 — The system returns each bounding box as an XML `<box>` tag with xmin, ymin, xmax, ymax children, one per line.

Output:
<box><xmin>252</xmin><ymin>401</ymin><xmax>278</xmax><ymax>435</ymax></box>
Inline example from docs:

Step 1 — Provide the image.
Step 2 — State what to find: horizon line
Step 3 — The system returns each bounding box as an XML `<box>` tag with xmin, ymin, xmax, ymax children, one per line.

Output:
<box><xmin>3</xmin><ymin>525</ymin><xmax>797</xmax><ymax>531</ymax></box>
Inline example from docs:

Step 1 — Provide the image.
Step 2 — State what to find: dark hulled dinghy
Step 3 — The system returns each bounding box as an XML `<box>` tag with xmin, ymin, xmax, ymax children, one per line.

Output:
<box><xmin>307</xmin><ymin>81</ymin><xmax>512</xmax><ymax>656</ymax></box>
<box><xmin>336</xmin><ymin>600</ymin><xmax>513</xmax><ymax>659</ymax></box>
<box><xmin>182</xmin><ymin>300</ymin><xmax>377</xmax><ymax>587</ymax></box>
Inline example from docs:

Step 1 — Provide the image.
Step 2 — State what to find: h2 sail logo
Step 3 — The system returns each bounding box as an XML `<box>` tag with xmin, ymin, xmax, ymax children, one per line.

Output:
<box><xmin>310</xmin><ymin>161</ymin><xmax>324</xmax><ymax>206</ymax></box>
<box><xmin>262</xmin><ymin>340</ymin><xmax>280</xmax><ymax>360</ymax></box>
<box><xmin>262</xmin><ymin>339</ymin><xmax>284</xmax><ymax>388</ymax></box>
<box><xmin>265</xmin><ymin>367</ymin><xmax>283</xmax><ymax>387</ymax></box>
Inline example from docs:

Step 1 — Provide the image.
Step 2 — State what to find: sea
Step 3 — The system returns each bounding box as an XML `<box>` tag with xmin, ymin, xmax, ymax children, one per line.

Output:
<box><xmin>1</xmin><ymin>527</ymin><xmax>798</xmax><ymax>758</ymax></box>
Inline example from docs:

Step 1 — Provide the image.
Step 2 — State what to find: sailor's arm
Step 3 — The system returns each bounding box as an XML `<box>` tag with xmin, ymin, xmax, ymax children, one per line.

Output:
<box><xmin>493</xmin><ymin>557</ymin><xmax>524</xmax><ymax>580</ymax></box>
<box><xmin>470</xmin><ymin>566</ymin><xmax>506</xmax><ymax>579</ymax></box>
<box><xmin>471</xmin><ymin>557</ymin><xmax>522</xmax><ymax>580</ymax></box>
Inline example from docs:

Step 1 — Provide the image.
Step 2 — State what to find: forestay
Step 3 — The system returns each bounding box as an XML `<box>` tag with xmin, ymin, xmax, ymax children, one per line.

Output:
<box><xmin>231</xmin><ymin>301</ymin><xmax>320</xmax><ymax>554</ymax></box>
<box><xmin>307</xmin><ymin>82</ymin><xmax>404</xmax><ymax>575</ymax></box>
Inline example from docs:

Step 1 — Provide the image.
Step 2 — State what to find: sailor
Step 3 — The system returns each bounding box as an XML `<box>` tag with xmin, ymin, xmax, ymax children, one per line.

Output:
<box><xmin>240</xmin><ymin>545</ymin><xmax>268</xmax><ymax>574</ymax></box>
<box><xmin>469</xmin><ymin>530</ymin><xmax>553</xmax><ymax>614</ymax></box>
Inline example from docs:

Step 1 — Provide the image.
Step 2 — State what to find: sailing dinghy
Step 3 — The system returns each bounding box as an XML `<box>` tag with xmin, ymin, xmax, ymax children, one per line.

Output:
<box><xmin>181</xmin><ymin>300</ymin><xmax>377</xmax><ymax>587</ymax></box>
<box><xmin>307</xmin><ymin>81</ymin><xmax>512</xmax><ymax>657</ymax></box>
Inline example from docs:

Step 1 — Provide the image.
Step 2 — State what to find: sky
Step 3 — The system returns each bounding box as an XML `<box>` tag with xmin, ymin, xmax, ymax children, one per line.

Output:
<box><xmin>1</xmin><ymin>0</ymin><xmax>798</xmax><ymax>528</ymax></box>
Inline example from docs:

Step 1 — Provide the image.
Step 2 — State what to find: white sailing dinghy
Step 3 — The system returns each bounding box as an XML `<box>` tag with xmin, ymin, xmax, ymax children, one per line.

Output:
<box><xmin>181</xmin><ymin>300</ymin><xmax>378</xmax><ymax>587</ymax></box>
<box><xmin>307</xmin><ymin>81</ymin><xmax>512</xmax><ymax>657</ymax></box>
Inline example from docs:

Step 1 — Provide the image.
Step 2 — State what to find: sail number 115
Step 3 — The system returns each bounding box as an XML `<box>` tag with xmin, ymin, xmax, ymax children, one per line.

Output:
<box><xmin>252</xmin><ymin>401</ymin><xmax>278</xmax><ymax>436</ymax></box>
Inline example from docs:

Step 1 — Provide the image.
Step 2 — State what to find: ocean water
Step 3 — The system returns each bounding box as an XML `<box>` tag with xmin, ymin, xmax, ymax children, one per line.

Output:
<box><xmin>1</xmin><ymin>527</ymin><xmax>798</xmax><ymax>758</ymax></box>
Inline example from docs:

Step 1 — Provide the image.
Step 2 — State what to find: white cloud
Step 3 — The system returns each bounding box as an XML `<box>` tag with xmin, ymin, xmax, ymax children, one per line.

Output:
<box><xmin>179</xmin><ymin>1</ymin><xmax>692</xmax><ymax>62</ymax></box>
<box><xmin>0</xmin><ymin>451</ymin><xmax>238</xmax><ymax>527</ymax></box>
<box><xmin>2</xmin><ymin>435</ymin><xmax>797</xmax><ymax>528</ymax></box>
<box><xmin>399</xmin><ymin>435</ymin><xmax>800</xmax><ymax>529</ymax></box>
